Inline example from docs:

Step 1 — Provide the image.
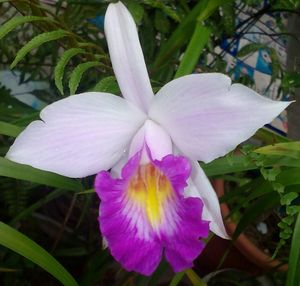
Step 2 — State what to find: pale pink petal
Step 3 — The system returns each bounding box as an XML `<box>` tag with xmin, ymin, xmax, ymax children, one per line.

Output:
<box><xmin>111</xmin><ymin>120</ymin><xmax>172</xmax><ymax>177</ymax></box>
<box><xmin>6</xmin><ymin>92</ymin><xmax>146</xmax><ymax>177</ymax></box>
<box><xmin>185</xmin><ymin>160</ymin><xmax>229</xmax><ymax>239</ymax></box>
<box><xmin>149</xmin><ymin>74</ymin><xmax>291</xmax><ymax>163</ymax></box>
<box><xmin>105</xmin><ymin>2</ymin><xmax>153</xmax><ymax>112</ymax></box>
<box><xmin>129</xmin><ymin>120</ymin><xmax>172</xmax><ymax>162</ymax></box>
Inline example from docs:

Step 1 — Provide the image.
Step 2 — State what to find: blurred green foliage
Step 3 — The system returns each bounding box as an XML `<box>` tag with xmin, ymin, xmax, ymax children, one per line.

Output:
<box><xmin>1</xmin><ymin>0</ymin><xmax>300</xmax><ymax>285</ymax></box>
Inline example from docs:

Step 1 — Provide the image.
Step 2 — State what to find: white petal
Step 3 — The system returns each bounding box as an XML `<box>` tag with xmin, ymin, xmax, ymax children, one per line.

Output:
<box><xmin>149</xmin><ymin>74</ymin><xmax>291</xmax><ymax>162</ymax></box>
<box><xmin>185</xmin><ymin>160</ymin><xmax>229</xmax><ymax>239</ymax></box>
<box><xmin>111</xmin><ymin>120</ymin><xmax>172</xmax><ymax>176</ymax></box>
<box><xmin>129</xmin><ymin>120</ymin><xmax>172</xmax><ymax>162</ymax></box>
<box><xmin>105</xmin><ymin>2</ymin><xmax>153</xmax><ymax>112</ymax></box>
<box><xmin>6</xmin><ymin>92</ymin><xmax>146</xmax><ymax>177</ymax></box>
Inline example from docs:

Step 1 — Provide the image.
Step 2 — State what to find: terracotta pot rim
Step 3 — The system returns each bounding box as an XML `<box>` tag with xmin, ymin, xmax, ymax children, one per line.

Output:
<box><xmin>213</xmin><ymin>178</ymin><xmax>288</xmax><ymax>272</ymax></box>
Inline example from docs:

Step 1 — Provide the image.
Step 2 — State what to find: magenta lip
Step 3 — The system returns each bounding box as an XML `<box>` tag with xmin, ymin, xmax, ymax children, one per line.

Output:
<box><xmin>95</xmin><ymin>149</ymin><xmax>209</xmax><ymax>275</ymax></box>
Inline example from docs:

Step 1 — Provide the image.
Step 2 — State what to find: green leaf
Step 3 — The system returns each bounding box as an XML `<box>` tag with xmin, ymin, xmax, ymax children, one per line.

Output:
<box><xmin>153</xmin><ymin>0</ymin><xmax>208</xmax><ymax>69</ymax></box>
<box><xmin>0</xmin><ymin>16</ymin><xmax>53</xmax><ymax>40</ymax></box>
<box><xmin>260</xmin><ymin>167</ymin><xmax>281</xmax><ymax>181</ymax></box>
<box><xmin>147</xmin><ymin>262</ymin><xmax>168</xmax><ymax>286</ymax></box>
<box><xmin>54</xmin><ymin>48</ymin><xmax>85</xmax><ymax>95</ymax></box>
<box><xmin>154</xmin><ymin>0</ymin><xmax>233</xmax><ymax>69</ymax></box>
<box><xmin>202</xmin><ymin>154</ymin><xmax>300</xmax><ymax>176</ymax></box>
<box><xmin>55</xmin><ymin>247</ymin><xmax>88</xmax><ymax>257</ymax></box>
<box><xmin>126</xmin><ymin>1</ymin><xmax>144</xmax><ymax>25</ymax></box>
<box><xmin>10</xmin><ymin>189</ymin><xmax>68</xmax><ymax>225</ymax></box>
<box><xmin>0</xmin><ymin>157</ymin><xmax>81</xmax><ymax>191</ymax></box>
<box><xmin>0</xmin><ymin>121</ymin><xmax>23</xmax><ymax>137</ymax></box>
<box><xmin>282</xmin><ymin>72</ymin><xmax>300</xmax><ymax>88</ymax></box>
<box><xmin>154</xmin><ymin>10</ymin><xmax>170</xmax><ymax>34</ymax></box>
<box><xmin>280</xmin><ymin>192</ymin><xmax>298</xmax><ymax>206</ymax></box>
<box><xmin>286</xmin><ymin>212</ymin><xmax>300</xmax><ymax>286</ymax></box>
<box><xmin>254</xmin><ymin>128</ymin><xmax>290</xmax><ymax>144</ymax></box>
<box><xmin>237</xmin><ymin>43</ymin><xmax>267</xmax><ymax>57</ymax></box>
<box><xmin>255</xmin><ymin>142</ymin><xmax>300</xmax><ymax>159</ymax></box>
<box><xmin>282</xmin><ymin>215</ymin><xmax>295</xmax><ymax>225</ymax></box>
<box><xmin>233</xmin><ymin>193</ymin><xmax>280</xmax><ymax>239</ymax></box>
<box><xmin>143</xmin><ymin>0</ymin><xmax>180</xmax><ymax>22</ymax></box>
<box><xmin>11</xmin><ymin>30</ymin><xmax>71</xmax><ymax>69</ymax></box>
<box><xmin>269</xmin><ymin>48</ymin><xmax>281</xmax><ymax>81</ymax></box>
<box><xmin>222</xmin><ymin>3</ymin><xmax>235</xmax><ymax>36</ymax></box>
<box><xmin>185</xmin><ymin>269</ymin><xmax>207</xmax><ymax>286</ymax></box>
<box><xmin>197</xmin><ymin>0</ymin><xmax>228</xmax><ymax>22</ymax></box>
<box><xmin>69</xmin><ymin>61</ymin><xmax>101</xmax><ymax>95</ymax></box>
<box><xmin>0</xmin><ymin>222</ymin><xmax>78</xmax><ymax>286</ymax></box>
<box><xmin>277</xmin><ymin>168</ymin><xmax>300</xmax><ymax>186</ymax></box>
<box><xmin>92</xmin><ymin>76</ymin><xmax>120</xmax><ymax>94</ymax></box>
<box><xmin>170</xmin><ymin>272</ymin><xmax>185</xmax><ymax>286</ymax></box>
<box><xmin>175</xmin><ymin>23</ymin><xmax>211</xmax><ymax>78</ymax></box>
<box><xmin>286</xmin><ymin>205</ymin><xmax>300</xmax><ymax>216</ymax></box>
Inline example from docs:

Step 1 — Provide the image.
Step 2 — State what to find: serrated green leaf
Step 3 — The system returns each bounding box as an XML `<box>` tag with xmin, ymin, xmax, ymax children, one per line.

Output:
<box><xmin>92</xmin><ymin>76</ymin><xmax>120</xmax><ymax>94</ymax></box>
<box><xmin>0</xmin><ymin>157</ymin><xmax>81</xmax><ymax>191</ymax></box>
<box><xmin>281</xmin><ymin>192</ymin><xmax>298</xmax><ymax>205</ymax></box>
<box><xmin>54</xmin><ymin>48</ymin><xmax>85</xmax><ymax>95</ymax></box>
<box><xmin>288</xmin><ymin>206</ymin><xmax>300</xmax><ymax>216</ymax></box>
<box><xmin>0</xmin><ymin>222</ymin><xmax>78</xmax><ymax>286</ymax></box>
<box><xmin>280</xmin><ymin>232</ymin><xmax>291</xmax><ymax>239</ymax></box>
<box><xmin>260</xmin><ymin>167</ymin><xmax>281</xmax><ymax>181</ymax></box>
<box><xmin>282</xmin><ymin>215</ymin><xmax>294</xmax><ymax>225</ymax></box>
<box><xmin>11</xmin><ymin>29</ymin><xmax>71</xmax><ymax>69</ymax></box>
<box><xmin>0</xmin><ymin>121</ymin><xmax>23</xmax><ymax>137</ymax></box>
<box><xmin>0</xmin><ymin>16</ymin><xmax>53</xmax><ymax>40</ymax></box>
<box><xmin>286</xmin><ymin>212</ymin><xmax>300</xmax><ymax>286</ymax></box>
<box><xmin>69</xmin><ymin>61</ymin><xmax>101</xmax><ymax>95</ymax></box>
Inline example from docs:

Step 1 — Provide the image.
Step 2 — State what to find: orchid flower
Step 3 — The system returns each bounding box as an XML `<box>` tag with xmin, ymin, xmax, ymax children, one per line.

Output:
<box><xmin>6</xmin><ymin>2</ymin><xmax>290</xmax><ymax>276</ymax></box>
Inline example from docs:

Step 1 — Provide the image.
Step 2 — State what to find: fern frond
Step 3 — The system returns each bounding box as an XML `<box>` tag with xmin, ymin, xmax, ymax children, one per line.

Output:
<box><xmin>10</xmin><ymin>29</ymin><xmax>71</xmax><ymax>69</ymax></box>
<box><xmin>92</xmin><ymin>76</ymin><xmax>120</xmax><ymax>94</ymax></box>
<box><xmin>69</xmin><ymin>61</ymin><xmax>101</xmax><ymax>95</ymax></box>
<box><xmin>54</xmin><ymin>48</ymin><xmax>85</xmax><ymax>95</ymax></box>
<box><xmin>0</xmin><ymin>16</ymin><xmax>54</xmax><ymax>40</ymax></box>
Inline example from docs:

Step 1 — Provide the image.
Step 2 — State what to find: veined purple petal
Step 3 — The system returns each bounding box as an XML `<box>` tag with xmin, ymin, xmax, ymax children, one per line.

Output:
<box><xmin>95</xmin><ymin>149</ymin><xmax>209</xmax><ymax>275</ymax></box>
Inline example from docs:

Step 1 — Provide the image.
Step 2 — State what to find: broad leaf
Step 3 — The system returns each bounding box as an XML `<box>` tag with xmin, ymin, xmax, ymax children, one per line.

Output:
<box><xmin>0</xmin><ymin>222</ymin><xmax>78</xmax><ymax>286</ymax></box>
<box><xmin>0</xmin><ymin>157</ymin><xmax>81</xmax><ymax>191</ymax></box>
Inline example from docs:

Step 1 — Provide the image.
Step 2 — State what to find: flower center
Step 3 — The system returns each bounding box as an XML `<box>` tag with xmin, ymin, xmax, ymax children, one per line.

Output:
<box><xmin>127</xmin><ymin>163</ymin><xmax>174</xmax><ymax>229</ymax></box>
